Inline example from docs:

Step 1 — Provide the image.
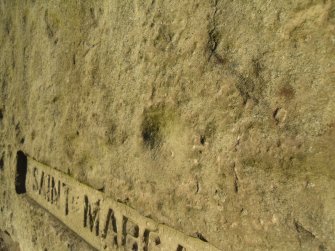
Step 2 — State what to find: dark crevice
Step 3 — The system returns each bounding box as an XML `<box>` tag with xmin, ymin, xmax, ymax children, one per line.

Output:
<box><xmin>176</xmin><ymin>245</ymin><xmax>186</xmax><ymax>251</ymax></box>
<box><xmin>15</xmin><ymin>151</ymin><xmax>27</xmax><ymax>194</ymax></box>
<box><xmin>294</xmin><ymin>220</ymin><xmax>316</xmax><ymax>239</ymax></box>
<box><xmin>155</xmin><ymin>237</ymin><xmax>161</xmax><ymax>245</ymax></box>
<box><xmin>0</xmin><ymin>157</ymin><xmax>3</xmax><ymax>170</ymax></box>
<box><xmin>195</xmin><ymin>232</ymin><xmax>208</xmax><ymax>242</ymax></box>
<box><xmin>200</xmin><ymin>135</ymin><xmax>206</xmax><ymax>145</ymax></box>
<box><xmin>233</xmin><ymin>167</ymin><xmax>239</xmax><ymax>193</ymax></box>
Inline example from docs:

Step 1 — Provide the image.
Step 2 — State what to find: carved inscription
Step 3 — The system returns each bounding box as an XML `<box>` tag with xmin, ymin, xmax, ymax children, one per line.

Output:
<box><xmin>25</xmin><ymin>157</ymin><xmax>221</xmax><ymax>251</ymax></box>
<box><xmin>32</xmin><ymin>167</ymin><xmax>61</xmax><ymax>207</ymax></box>
<box><xmin>84</xmin><ymin>196</ymin><xmax>100</xmax><ymax>236</ymax></box>
<box><xmin>102</xmin><ymin>208</ymin><xmax>118</xmax><ymax>247</ymax></box>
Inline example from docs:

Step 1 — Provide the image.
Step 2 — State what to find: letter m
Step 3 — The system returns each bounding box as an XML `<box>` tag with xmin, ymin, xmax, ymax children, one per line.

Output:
<box><xmin>84</xmin><ymin>195</ymin><xmax>100</xmax><ymax>236</ymax></box>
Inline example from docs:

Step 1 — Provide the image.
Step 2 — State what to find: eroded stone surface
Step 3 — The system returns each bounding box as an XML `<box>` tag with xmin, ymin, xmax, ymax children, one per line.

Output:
<box><xmin>0</xmin><ymin>230</ymin><xmax>20</xmax><ymax>251</ymax></box>
<box><xmin>0</xmin><ymin>0</ymin><xmax>334</xmax><ymax>250</ymax></box>
<box><xmin>25</xmin><ymin>156</ymin><xmax>219</xmax><ymax>251</ymax></box>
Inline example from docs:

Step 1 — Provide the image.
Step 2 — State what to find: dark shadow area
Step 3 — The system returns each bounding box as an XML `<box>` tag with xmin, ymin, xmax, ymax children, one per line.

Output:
<box><xmin>0</xmin><ymin>157</ymin><xmax>3</xmax><ymax>171</ymax></box>
<box><xmin>15</xmin><ymin>151</ymin><xmax>27</xmax><ymax>194</ymax></box>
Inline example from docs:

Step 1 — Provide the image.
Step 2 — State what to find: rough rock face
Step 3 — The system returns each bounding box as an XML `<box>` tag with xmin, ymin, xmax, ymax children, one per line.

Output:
<box><xmin>0</xmin><ymin>0</ymin><xmax>334</xmax><ymax>250</ymax></box>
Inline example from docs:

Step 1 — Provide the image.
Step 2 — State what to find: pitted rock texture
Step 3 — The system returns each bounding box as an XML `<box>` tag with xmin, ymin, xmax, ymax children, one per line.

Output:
<box><xmin>0</xmin><ymin>0</ymin><xmax>334</xmax><ymax>250</ymax></box>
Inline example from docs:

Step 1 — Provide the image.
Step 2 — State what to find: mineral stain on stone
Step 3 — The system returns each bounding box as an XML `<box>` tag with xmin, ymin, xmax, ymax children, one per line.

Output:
<box><xmin>141</xmin><ymin>106</ymin><xmax>173</xmax><ymax>150</ymax></box>
<box><xmin>141</xmin><ymin>110</ymin><xmax>162</xmax><ymax>150</ymax></box>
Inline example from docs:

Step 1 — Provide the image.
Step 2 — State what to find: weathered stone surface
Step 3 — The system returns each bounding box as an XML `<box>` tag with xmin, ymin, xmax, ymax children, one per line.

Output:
<box><xmin>25</xmin><ymin>155</ymin><xmax>220</xmax><ymax>251</ymax></box>
<box><xmin>0</xmin><ymin>230</ymin><xmax>20</xmax><ymax>251</ymax></box>
<box><xmin>0</xmin><ymin>0</ymin><xmax>334</xmax><ymax>250</ymax></box>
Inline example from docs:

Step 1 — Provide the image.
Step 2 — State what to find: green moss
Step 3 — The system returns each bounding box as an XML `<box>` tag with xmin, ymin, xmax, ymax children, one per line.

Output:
<box><xmin>141</xmin><ymin>105</ymin><xmax>176</xmax><ymax>150</ymax></box>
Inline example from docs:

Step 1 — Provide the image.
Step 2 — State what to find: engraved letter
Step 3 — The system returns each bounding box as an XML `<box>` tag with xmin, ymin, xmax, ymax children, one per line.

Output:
<box><xmin>122</xmin><ymin>216</ymin><xmax>139</xmax><ymax>251</ymax></box>
<box><xmin>176</xmin><ymin>245</ymin><xmax>186</xmax><ymax>251</ymax></box>
<box><xmin>38</xmin><ymin>172</ymin><xmax>51</xmax><ymax>202</ymax></box>
<box><xmin>143</xmin><ymin>229</ymin><xmax>161</xmax><ymax>251</ymax></box>
<box><xmin>38</xmin><ymin>171</ymin><xmax>44</xmax><ymax>195</ymax></box>
<box><xmin>63</xmin><ymin>183</ymin><xmax>70</xmax><ymax>215</ymax></box>
<box><xmin>45</xmin><ymin>174</ymin><xmax>51</xmax><ymax>202</ymax></box>
<box><xmin>32</xmin><ymin>167</ymin><xmax>39</xmax><ymax>191</ymax></box>
<box><xmin>50</xmin><ymin>177</ymin><xmax>60</xmax><ymax>205</ymax></box>
<box><xmin>102</xmin><ymin>208</ymin><xmax>118</xmax><ymax>247</ymax></box>
<box><xmin>84</xmin><ymin>195</ymin><xmax>100</xmax><ymax>236</ymax></box>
